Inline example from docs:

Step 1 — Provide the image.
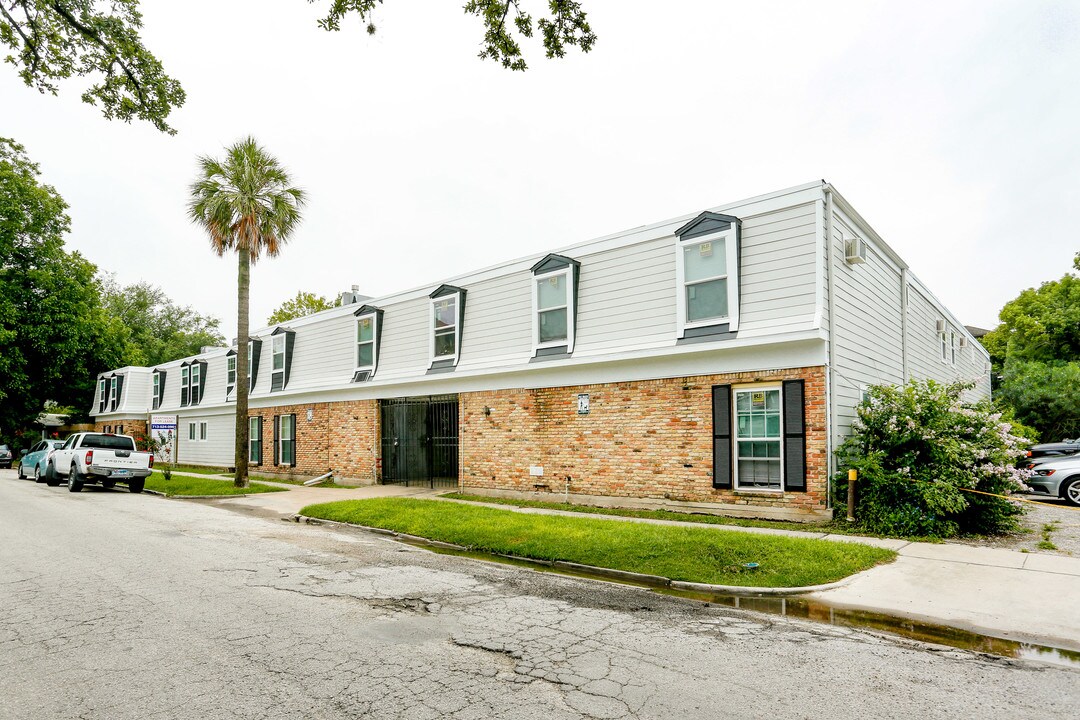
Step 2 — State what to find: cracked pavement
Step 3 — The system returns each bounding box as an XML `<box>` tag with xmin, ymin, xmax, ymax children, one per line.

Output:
<box><xmin>0</xmin><ymin>473</ymin><xmax>1076</xmax><ymax>719</ymax></box>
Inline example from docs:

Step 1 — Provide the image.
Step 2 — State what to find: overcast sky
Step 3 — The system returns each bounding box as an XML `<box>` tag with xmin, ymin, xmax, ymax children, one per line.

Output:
<box><xmin>4</xmin><ymin>0</ymin><xmax>1078</xmax><ymax>339</ymax></box>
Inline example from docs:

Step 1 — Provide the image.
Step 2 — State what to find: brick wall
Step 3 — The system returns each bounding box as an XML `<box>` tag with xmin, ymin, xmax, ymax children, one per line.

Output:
<box><xmin>94</xmin><ymin>420</ymin><xmax>149</xmax><ymax>448</ymax></box>
<box><xmin>459</xmin><ymin>366</ymin><xmax>829</xmax><ymax>518</ymax></box>
<box><xmin>248</xmin><ymin>400</ymin><xmax>378</xmax><ymax>484</ymax></box>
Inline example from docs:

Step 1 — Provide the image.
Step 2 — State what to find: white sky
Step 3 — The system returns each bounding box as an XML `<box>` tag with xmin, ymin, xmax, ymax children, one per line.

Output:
<box><xmin>4</xmin><ymin>0</ymin><xmax>1078</xmax><ymax>339</ymax></box>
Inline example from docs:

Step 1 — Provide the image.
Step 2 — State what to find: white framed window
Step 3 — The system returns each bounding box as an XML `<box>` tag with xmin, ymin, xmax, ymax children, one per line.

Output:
<box><xmin>152</xmin><ymin>373</ymin><xmax>160</xmax><ymax>410</ymax></box>
<box><xmin>188</xmin><ymin>422</ymin><xmax>196</xmax><ymax>441</ymax></box>
<box><xmin>181</xmin><ymin>366</ymin><xmax>190</xmax><ymax>405</ymax></box>
<box><xmin>249</xmin><ymin>416</ymin><xmax>262</xmax><ymax>464</ymax></box>
<box><xmin>675</xmin><ymin>227</ymin><xmax>740</xmax><ymax>336</ymax></box>
<box><xmin>199</xmin><ymin>421</ymin><xmax>208</xmax><ymax>441</ymax></box>
<box><xmin>277</xmin><ymin>414</ymin><xmax>295</xmax><ymax>466</ymax></box>
<box><xmin>356</xmin><ymin>313</ymin><xmax>377</xmax><ymax>372</ymax></box>
<box><xmin>939</xmin><ymin>328</ymin><xmax>948</xmax><ymax>363</ymax></box>
<box><xmin>733</xmin><ymin>386</ymin><xmax>783</xmax><ymax>491</ymax></box>
<box><xmin>950</xmin><ymin>331</ymin><xmax>957</xmax><ymax>365</ymax></box>
<box><xmin>226</xmin><ymin>355</ymin><xmax>236</xmax><ymax>397</ymax></box>
<box><xmin>189</xmin><ymin>363</ymin><xmax>201</xmax><ymax>405</ymax></box>
<box><xmin>108</xmin><ymin>377</ymin><xmax>118</xmax><ymax>408</ymax></box>
<box><xmin>533</xmin><ymin>268</ymin><xmax>574</xmax><ymax>351</ymax></box>
<box><xmin>98</xmin><ymin>378</ymin><xmax>106</xmax><ymax>407</ymax></box>
<box><xmin>271</xmin><ymin>334</ymin><xmax>286</xmax><ymax>391</ymax></box>
<box><xmin>431</xmin><ymin>294</ymin><xmax>459</xmax><ymax>362</ymax></box>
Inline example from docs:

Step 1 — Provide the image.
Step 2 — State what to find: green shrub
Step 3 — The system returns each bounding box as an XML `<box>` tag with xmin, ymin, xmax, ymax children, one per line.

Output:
<box><xmin>834</xmin><ymin>380</ymin><xmax>1032</xmax><ymax>538</ymax></box>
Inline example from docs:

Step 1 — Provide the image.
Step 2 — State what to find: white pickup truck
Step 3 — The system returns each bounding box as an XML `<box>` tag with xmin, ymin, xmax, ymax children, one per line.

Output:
<box><xmin>48</xmin><ymin>432</ymin><xmax>154</xmax><ymax>494</ymax></box>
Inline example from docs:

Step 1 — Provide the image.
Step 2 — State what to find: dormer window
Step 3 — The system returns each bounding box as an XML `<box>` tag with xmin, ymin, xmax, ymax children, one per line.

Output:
<box><xmin>357</xmin><ymin>315</ymin><xmax>376</xmax><ymax>369</ymax></box>
<box><xmin>531</xmin><ymin>254</ymin><xmax>580</xmax><ymax>356</ymax></box>
<box><xmin>428</xmin><ymin>285</ymin><xmax>466</xmax><ymax>369</ymax></box>
<box><xmin>269</xmin><ymin>328</ymin><xmax>294</xmax><ymax>392</ymax></box>
<box><xmin>189</xmin><ymin>362</ymin><xmax>201</xmax><ymax>405</ymax></box>
<box><xmin>271</xmin><ymin>334</ymin><xmax>285</xmax><ymax>391</ymax></box>
<box><xmin>152</xmin><ymin>372</ymin><xmax>161</xmax><ymax>410</ymax></box>
<box><xmin>674</xmin><ymin>211</ymin><xmax>741</xmax><ymax>339</ymax></box>
<box><xmin>226</xmin><ymin>355</ymin><xmax>236</xmax><ymax>398</ymax></box>
<box><xmin>108</xmin><ymin>377</ymin><xmax>118</xmax><ymax>409</ymax></box>
<box><xmin>98</xmin><ymin>378</ymin><xmax>107</xmax><ymax>412</ymax></box>
<box><xmin>181</xmin><ymin>365</ymin><xmax>190</xmax><ymax>406</ymax></box>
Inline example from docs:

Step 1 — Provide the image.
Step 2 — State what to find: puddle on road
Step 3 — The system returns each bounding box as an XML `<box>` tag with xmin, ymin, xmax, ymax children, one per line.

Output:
<box><xmin>407</xmin><ymin>541</ymin><xmax>1080</xmax><ymax>670</ymax></box>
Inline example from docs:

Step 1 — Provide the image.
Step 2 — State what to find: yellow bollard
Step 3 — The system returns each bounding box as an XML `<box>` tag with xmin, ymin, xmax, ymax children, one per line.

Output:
<box><xmin>846</xmin><ymin>468</ymin><xmax>857</xmax><ymax>522</ymax></box>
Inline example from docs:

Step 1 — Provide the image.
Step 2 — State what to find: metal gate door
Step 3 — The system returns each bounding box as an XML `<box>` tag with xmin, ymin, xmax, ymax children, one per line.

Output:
<box><xmin>380</xmin><ymin>395</ymin><xmax>459</xmax><ymax>488</ymax></box>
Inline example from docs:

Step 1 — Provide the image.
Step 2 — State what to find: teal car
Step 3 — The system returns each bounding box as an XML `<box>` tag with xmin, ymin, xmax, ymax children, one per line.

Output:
<box><xmin>17</xmin><ymin>439</ymin><xmax>66</xmax><ymax>482</ymax></box>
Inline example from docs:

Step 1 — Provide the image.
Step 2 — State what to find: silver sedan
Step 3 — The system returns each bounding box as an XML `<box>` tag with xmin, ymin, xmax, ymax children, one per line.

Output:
<box><xmin>1027</xmin><ymin>454</ymin><xmax>1080</xmax><ymax>506</ymax></box>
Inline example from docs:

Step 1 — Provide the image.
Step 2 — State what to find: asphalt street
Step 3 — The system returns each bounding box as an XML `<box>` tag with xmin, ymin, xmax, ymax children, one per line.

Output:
<box><xmin>0</xmin><ymin>471</ymin><xmax>1076</xmax><ymax>720</ymax></box>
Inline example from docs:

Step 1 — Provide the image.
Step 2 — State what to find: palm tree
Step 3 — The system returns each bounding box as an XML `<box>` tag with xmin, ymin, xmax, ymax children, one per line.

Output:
<box><xmin>188</xmin><ymin>137</ymin><xmax>305</xmax><ymax>487</ymax></box>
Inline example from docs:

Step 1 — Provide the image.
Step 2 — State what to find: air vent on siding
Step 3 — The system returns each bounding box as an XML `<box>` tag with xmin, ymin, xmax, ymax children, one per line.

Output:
<box><xmin>844</xmin><ymin>237</ymin><xmax>867</xmax><ymax>264</ymax></box>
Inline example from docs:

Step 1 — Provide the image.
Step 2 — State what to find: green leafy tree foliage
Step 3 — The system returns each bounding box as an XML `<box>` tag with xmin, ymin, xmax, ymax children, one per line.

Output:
<box><xmin>2</xmin><ymin>2</ymin><xmax>593</xmax><ymax>136</ymax></box>
<box><xmin>189</xmin><ymin>137</ymin><xmax>306</xmax><ymax>487</ymax></box>
<box><xmin>314</xmin><ymin>0</ymin><xmax>595</xmax><ymax>70</ymax></box>
<box><xmin>267</xmin><ymin>290</ymin><xmax>339</xmax><ymax>325</ymax></box>
<box><xmin>981</xmin><ymin>267</ymin><xmax>1080</xmax><ymax>440</ymax></box>
<box><xmin>834</xmin><ymin>380</ymin><xmax>1031</xmax><ymax>538</ymax></box>
<box><xmin>0</xmin><ymin>138</ymin><xmax>127</xmax><ymax>444</ymax></box>
<box><xmin>100</xmin><ymin>275</ymin><xmax>224</xmax><ymax>366</ymax></box>
<box><xmin>0</xmin><ymin>1</ymin><xmax>185</xmax><ymax>133</ymax></box>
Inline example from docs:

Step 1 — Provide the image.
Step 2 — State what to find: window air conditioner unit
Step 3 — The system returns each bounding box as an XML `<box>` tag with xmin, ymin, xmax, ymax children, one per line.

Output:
<box><xmin>959</xmin><ymin>337</ymin><xmax>969</xmax><ymax>349</ymax></box>
<box><xmin>935</xmin><ymin>319</ymin><xmax>947</xmax><ymax>333</ymax></box>
<box><xmin>845</xmin><ymin>237</ymin><xmax>867</xmax><ymax>264</ymax></box>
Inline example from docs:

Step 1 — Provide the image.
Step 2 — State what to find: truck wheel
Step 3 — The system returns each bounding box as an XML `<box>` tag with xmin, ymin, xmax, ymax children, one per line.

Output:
<box><xmin>45</xmin><ymin>462</ymin><xmax>61</xmax><ymax>487</ymax></box>
<box><xmin>128</xmin><ymin>479</ymin><xmax>145</xmax><ymax>494</ymax></box>
<box><xmin>67</xmin><ymin>473</ymin><xmax>84</xmax><ymax>493</ymax></box>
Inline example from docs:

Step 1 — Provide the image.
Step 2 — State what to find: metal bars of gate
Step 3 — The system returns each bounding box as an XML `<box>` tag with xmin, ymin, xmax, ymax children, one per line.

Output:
<box><xmin>379</xmin><ymin>395</ymin><xmax>459</xmax><ymax>488</ymax></box>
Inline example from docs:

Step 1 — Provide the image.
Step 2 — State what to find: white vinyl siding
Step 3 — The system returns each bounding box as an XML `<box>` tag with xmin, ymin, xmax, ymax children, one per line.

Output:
<box><xmin>177</xmin><ymin>412</ymin><xmax>234</xmax><ymax>467</ymax></box>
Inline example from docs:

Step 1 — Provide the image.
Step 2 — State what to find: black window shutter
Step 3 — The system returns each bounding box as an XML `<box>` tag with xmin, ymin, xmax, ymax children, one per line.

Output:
<box><xmin>711</xmin><ymin>384</ymin><xmax>733</xmax><ymax>489</ymax></box>
<box><xmin>283</xmin><ymin>331</ymin><xmax>296</xmax><ymax>389</ymax></box>
<box><xmin>99</xmin><ymin>380</ymin><xmax>106</xmax><ymax>413</ymax></box>
<box><xmin>273</xmin><ymin>415</ymin><xmax>280</xmax><ymax>466</ymax></box>
<box><xmin>783</xmin><ymin>379</ymin><xmax>807</xmax><ymax>492</ymax></box>
<box><xmin>158</xmin><ymin>370</ymin><xmax>166</xmax><ymax>406</ymax></box>
<box><xmin>113</xmin><ymin>376</ymin><xmax>124</xmax><ymax>411</ymax></box>
<box><xmin>289</xmin><ymin>413</ymin><xmax>297</xmax><ymax>466</ymax></box>
<box><xmin>250</xmin><ymin>339</ymin><xmax>262</xmax><ymax>391</ymax></box>
<box><xmin>198</xmin><ymin>360</ymin><xmax>208</xmax><ymax>403</ymax></box>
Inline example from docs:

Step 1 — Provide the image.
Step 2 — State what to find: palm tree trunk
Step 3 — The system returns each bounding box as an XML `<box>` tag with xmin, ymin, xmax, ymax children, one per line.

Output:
<box><xmin>234</xmin><ymin>245</ymin><xmax>250</xmax><ymax>488</ymax></box>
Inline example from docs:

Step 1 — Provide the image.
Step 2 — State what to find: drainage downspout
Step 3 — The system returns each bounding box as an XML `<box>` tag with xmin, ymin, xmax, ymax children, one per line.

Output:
<box><xmin>823</xmin><ymin>186</ymin><xmax>838</xmax><ymax>505</ymax></box>
<box><xmin>901</xmin><ymin>268</ymin><xmax>910</xmax><ymax>382</ymax></box>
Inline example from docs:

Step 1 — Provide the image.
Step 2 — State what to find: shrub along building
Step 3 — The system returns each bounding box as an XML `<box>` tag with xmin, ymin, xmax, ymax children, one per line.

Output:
<box><xmin>90</xmin><ymin>182</ymin><xmax>990</xmax><ymax>521</ymax></box>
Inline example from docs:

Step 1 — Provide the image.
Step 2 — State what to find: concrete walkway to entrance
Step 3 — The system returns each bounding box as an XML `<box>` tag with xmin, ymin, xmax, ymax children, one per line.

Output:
<box><xmin>195</xmin><ymin>482</ymin><xmax>1080</xmax><ymax>652</ymax></box>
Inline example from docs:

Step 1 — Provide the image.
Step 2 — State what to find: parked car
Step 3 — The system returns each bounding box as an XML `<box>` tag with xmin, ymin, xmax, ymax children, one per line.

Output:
<box><xmin>1024</xmin><ymin>439</ymin><xmax>1080</xmax><ymax>461</ymax></box>
<box><xmin>1026</xmin><ymin>454</ymin><xmax>1080</xmax><ymax>507</ymax></box>
<box><xmin>47</xmin><ymin>432</ymin><xmax>153</xmax><ymax>493</ymax></box>
<box><xmin>17</xmin><ymin>439</ymin><xmax>66</xmax><ymax>481</ymax></box>
<box><xmin>0</xmin><ymin>444</ymin><xmax>11</xmax><ymax>469</ymax></box>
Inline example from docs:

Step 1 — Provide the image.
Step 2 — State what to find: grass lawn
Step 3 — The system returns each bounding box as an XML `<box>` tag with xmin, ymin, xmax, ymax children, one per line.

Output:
<box><xmin>247</xmin><ymin>474</ymin><xmax>351</xmax><ymax>488</ymax></box>
<box><xmin>300</xmin><ymin>498</ymin><xmax>895</xmax><ymax>588</ymax></box>
<box><xmin>145</xmin><ymin>472</ymin><xmax>287</xmax><ymax>497</ymax></box>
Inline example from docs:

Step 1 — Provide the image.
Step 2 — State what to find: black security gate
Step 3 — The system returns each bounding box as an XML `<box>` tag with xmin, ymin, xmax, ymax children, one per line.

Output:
<box><xmin>380</xmin><ymin>395</ymin><xmax>459</xmax><ymax>488</ymax></box>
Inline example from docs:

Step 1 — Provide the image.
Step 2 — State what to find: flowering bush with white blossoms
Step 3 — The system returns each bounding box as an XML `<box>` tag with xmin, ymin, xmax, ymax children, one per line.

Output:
<box><xmin>835</xmin><ymin>380</ymin><xmax>1033</xmax><ymax>537</ymax></box>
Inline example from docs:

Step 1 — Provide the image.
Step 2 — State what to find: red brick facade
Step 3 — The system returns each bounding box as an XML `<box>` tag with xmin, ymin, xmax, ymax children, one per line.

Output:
<box><xmin>459</xmin><ymin>366</ymin><xmax>828</xmax><ymax>518</ymax></box>
<box><xmin>248</xmin><ymin>401</ymin><xmax>378</xmax><ymax>483</ymax></box>
<box><xmin>94</xmin><ymin>420</ymin><xmax>149</xmax><ymax>448</ymax></box>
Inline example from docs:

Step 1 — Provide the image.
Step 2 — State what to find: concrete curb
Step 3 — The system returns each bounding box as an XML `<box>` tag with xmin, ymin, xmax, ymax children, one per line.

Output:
<box><xmin>147</xmin><ymin>490</ymin><xmax>252</xmax><ymax>499</ymax></box>
<box><xmin>291</xmin><ymin>514</ymin><xmax>863</xmax><ymax>596</ymax></box>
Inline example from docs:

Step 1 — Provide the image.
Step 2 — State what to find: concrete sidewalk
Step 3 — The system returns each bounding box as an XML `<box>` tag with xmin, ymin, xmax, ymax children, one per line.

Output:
<box><xmin>201</xmin><ymin>484</ymin><xmax>1080</xmax><ymax>651</ymax></box>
